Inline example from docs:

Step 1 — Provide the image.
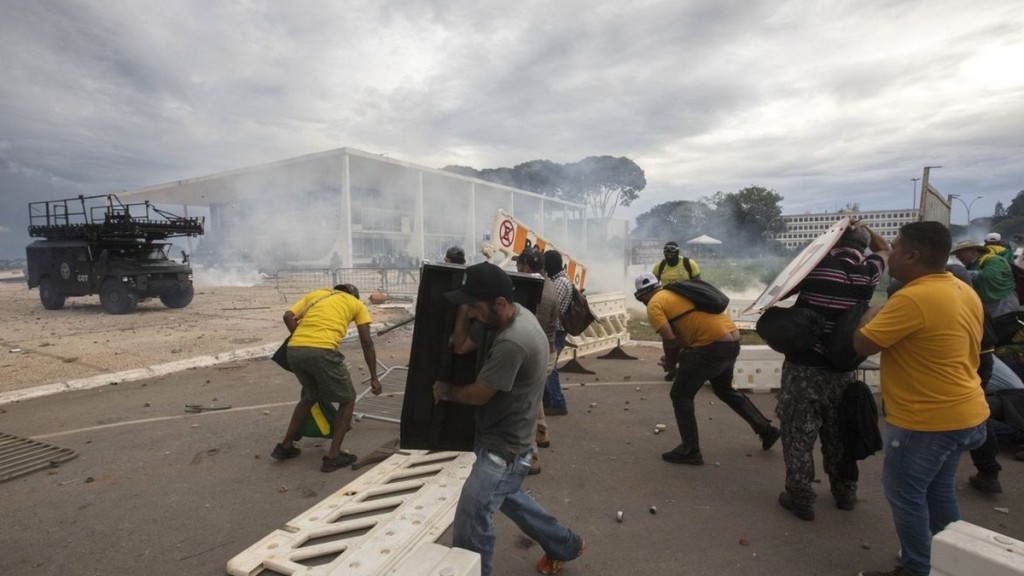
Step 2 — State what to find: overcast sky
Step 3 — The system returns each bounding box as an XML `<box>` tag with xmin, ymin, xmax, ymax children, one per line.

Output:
<box><xmin>2</xmin><ymin>0</ymin><xmax>1022</xmax><ymax>258</ymax></box>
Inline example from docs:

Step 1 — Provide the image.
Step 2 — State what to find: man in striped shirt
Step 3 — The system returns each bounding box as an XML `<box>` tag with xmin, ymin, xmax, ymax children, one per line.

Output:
<box><xmin>776</xmin><ymin>222</ymin><xmax>889</xmax><ymax>520</ymax></box>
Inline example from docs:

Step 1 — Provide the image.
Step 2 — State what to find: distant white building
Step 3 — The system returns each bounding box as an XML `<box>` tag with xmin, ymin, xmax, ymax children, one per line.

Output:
<box><xmin>772</xmin><ymin>209</ymin><xmax>920</xmax><ymax>250</ymax></box>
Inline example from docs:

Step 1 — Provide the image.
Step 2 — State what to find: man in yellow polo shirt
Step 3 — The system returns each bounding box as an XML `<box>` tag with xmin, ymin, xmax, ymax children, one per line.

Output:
<box><xmin>634</xmin><ymin>272</ymin><xmax>779</xmax><ymax>465</ymax></box>
<box><xmin>854</xmin><ymin>222</ymin><xmax>989</xmax><ymax>576</ymax></box>
<box><xmin>271</xmin><ymin>284</ymin><xmax>382</xmax><ymax>472</ymax></box>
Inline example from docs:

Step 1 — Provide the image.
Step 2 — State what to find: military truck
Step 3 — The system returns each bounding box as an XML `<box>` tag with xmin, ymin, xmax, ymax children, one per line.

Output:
<box><xmin>26</xmin><ymin>194</ymin><xmax>204</xmax><ymax>314</ymax></box>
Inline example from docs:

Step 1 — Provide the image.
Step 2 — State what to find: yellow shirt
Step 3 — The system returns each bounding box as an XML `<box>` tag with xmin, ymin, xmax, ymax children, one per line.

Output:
<box><xmin>653</xmin><ymin>257</ymin><xmax>701</xmax><ymax>284</ymax></box>
<box><xmin>646</xmin><ymin>289</ymin><xmax>735</xmax><ymax>347</ymax></box>
<box><xmin>287</xmin><ymin>289</ymin><xmax>372</xmax><ymax>350</ymax></box>
<box><xmin>860</xmin><ymin>273</ymin><xmax>989</xmax><ymax>431</ymax></box>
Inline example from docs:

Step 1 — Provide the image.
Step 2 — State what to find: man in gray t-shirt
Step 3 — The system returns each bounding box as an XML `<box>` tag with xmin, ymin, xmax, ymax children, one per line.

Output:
<box><xmin>435</xmin><ymin>262</ymin><xmax>584</xmax><ymax>576</ymax></box>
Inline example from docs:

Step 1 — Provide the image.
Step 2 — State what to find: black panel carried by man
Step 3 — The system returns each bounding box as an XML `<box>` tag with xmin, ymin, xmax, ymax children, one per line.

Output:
<box><xmin>634</xmin><ymin>272</ymin><xmax>779</xmax><ymax>465</ymax></box>
<box><xmin>776</xmin><ymin>222</ymin><xmax>889</xmax><ymax>521</ymax></box>
<box><xmin>433</xmin><ymin>263</ymin><xmax>584</xmax><ymax>576</ymax></box>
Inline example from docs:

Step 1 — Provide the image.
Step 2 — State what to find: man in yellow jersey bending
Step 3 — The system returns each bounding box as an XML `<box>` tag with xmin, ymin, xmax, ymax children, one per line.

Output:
<box><xmin>271</xmin><ymin>284</ymin><xmax>382</xmax><ymax>472</ymax></box>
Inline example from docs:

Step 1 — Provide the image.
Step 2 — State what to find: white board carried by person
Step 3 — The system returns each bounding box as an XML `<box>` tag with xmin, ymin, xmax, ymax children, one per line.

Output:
<box><xmin>743</xmin><ymin>216</ymin><xmax>851</xmax><ymax>315</ymax></box>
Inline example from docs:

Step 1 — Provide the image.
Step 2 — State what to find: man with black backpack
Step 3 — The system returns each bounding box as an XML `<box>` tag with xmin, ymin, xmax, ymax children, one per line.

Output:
<box><xmin>653</xmin><ymin>241</ymin><xmax>700</xmax><ymax>284</ymax></box>
<box><xmin>634</xmin><ymin>272</ymin><xmax>780</xmax><ymax>465</ymax></box>
<box><xmin>776</xmin><ymin>222</ymin><xmax>889</xmax><ymax>521</ymax></box>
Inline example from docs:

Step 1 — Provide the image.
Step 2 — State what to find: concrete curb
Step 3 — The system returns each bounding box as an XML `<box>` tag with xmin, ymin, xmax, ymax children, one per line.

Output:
<box><xmin>0</xmin><ymin>343</ymin><xmax>279</xmax><ymax>406</ymax></box>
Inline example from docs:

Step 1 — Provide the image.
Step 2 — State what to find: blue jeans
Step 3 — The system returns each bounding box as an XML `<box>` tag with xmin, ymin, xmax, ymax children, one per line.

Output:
<box><xmin>543</xmin><ymin>331</ymin><xmax>568</xmax><ymax>410</ymax></box>
<box><xmin>881</xmin><ymin>422</ymin><xmax>987</xmax><ymax>576</ymax></box>
<box><xmin>453</xmin><ymin>447</ymin><xmax>582</xmax><ymax>576</ymax></box>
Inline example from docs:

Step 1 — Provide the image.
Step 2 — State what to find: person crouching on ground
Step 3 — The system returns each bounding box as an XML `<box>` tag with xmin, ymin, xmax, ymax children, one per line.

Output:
<box><xmin>434</xmin><ymin>262</ymin><xmax>584</xmax><ymax>575</ymax></box>
<box><xmin>271</xmin><ymin>284</ymin><xmax>382</xmax><ymax>472</ymax></box>
<box><xmin>633</xmin><ymin>272</ymin><xmax>780</xmax><ymax>465</ymax></box>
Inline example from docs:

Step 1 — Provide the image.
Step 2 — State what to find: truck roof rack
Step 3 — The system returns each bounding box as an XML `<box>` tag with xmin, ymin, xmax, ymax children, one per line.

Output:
<box><xmin>28</xmin><ymin>194</ymin><xmax>204</xmax><ymax>241</ymax></box>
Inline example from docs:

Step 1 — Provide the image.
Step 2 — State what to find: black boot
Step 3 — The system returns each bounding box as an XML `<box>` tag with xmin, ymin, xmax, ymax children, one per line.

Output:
<box><xmin>667</xmin><ymin>399</ymin><xmax>700</xmax><ymax>457</ymax></box>
<box><xmin>734</xmin><ymin>397</ymin><xmax>780</xmax><ymax>450</ymax></box>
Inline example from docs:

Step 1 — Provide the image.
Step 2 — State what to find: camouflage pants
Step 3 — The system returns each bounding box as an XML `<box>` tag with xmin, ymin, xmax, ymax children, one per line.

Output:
<box><xmin>776</xmin><ymin>361</ymin><xmax>858</xmax><ymax>507</ymax></box>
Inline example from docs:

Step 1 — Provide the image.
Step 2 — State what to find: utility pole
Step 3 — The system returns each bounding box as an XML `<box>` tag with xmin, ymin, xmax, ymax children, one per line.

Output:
<box><xmin>911</xmin><ymin>178</ymin><xmax>920</xmax><ymax>210</ymax></box>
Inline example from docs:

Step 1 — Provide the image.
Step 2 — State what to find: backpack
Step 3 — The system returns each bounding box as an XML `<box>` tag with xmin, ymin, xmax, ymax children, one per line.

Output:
<box><xmin>826</xmin><ymin>301</ymin><xmax>870</xmax><ymax>371</ymax></box>
<box><xmin>1012</xmin><ymin>263</ymin><xmax>1024</xmax><ymax>304</ymax></box>
<box><xmin>663</xmin><ymin>279</ymin><xmax>730</xmax><ymax>322</ymax></box>
<box><xmin>841</xmin><ymin>379</ymin><xmax>882</xmax><ymax>460</ymax></box>
<box><xmin>658</xmin><ymin>257</ymin><xmax>694</xmax><ymax>281</ymax></box>
<box><xmin>756</xmin><ymin>306</ymin><xmax>824</xmax><ymax>355</ymax></box>
<box><xmin>561</xmin><ymin>285</ymin><xmax>597</xmax><ymax>336</ymax></box>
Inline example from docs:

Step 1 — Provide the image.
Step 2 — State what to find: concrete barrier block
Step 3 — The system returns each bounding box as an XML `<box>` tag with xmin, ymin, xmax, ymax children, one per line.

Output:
<box><xmin>931</xmin><ymin>520</ymin><xmax>1024</xmax><ymax>576</ymax></box>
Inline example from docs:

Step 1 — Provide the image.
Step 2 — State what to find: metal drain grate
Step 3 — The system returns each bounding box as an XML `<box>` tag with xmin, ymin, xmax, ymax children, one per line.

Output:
<box><xmin>0</xmin><ymin>432</ymin><xmax>78</xmax><ymax>483</ymax></box>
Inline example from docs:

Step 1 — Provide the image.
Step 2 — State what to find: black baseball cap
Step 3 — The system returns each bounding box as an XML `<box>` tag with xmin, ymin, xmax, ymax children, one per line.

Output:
<box><xmin>445</xmin><ymin>262</ymin><xmax>514</xmax><ymax>304</ymax></box>
<box><xmin>445</xmin><ymin>246</ymin><xmax>466</xmax><ymax>264</ymax></box>
<box><xmin>512</xmin><ymin>248</ymin><xmax>542</xmax><ymax>270</ymax></box>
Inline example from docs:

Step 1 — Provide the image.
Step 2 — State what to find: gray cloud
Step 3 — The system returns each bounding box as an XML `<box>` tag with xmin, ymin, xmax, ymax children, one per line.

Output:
<box><xmin>1</xmin><ymin>0</ymin><xmax>1022</xmax><ymax>258</ymax></box>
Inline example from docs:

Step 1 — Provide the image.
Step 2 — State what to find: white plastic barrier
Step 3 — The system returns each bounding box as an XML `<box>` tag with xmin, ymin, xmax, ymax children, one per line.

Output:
<box><xmin>931</xmin><ymin>520</ymin><xmax>1024</xmax><ymax>576</ymax></box>
<box><xmin>566</xmin><ymin>292</ymin><xmax>631</xmax><ymax>357</ymax></box>
<box><xmin>227</xmin><ymin>450</ymin><xmax>477</xmax><ymax>576</ymax></box>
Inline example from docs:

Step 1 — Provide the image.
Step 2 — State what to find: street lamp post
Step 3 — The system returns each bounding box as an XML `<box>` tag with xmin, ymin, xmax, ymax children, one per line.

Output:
<box><xmin>948</xmin><ymin>194</ymin><xmax>983</xmax><ymax>226</ymax></box>
<box><xmin>911</xmin><ymin>178</ymin><xmax>920</xmax><ymax>210</ymax></box>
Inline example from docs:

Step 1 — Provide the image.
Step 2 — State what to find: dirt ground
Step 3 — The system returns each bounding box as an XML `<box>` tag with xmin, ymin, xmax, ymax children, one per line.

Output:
<box><xmin>0</xmin><ymin>279</ymin><xmax>413</xmax><ymax>397</ymax></box>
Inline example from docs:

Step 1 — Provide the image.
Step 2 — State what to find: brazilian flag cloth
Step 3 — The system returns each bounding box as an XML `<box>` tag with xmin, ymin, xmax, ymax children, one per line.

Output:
<box><xmin>297</xmin><ymin>401</ymin><xmax>337</xmax><ymax>439</ymax></box>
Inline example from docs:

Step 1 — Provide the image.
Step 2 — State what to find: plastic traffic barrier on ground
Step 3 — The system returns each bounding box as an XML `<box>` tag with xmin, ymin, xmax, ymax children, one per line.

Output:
<box><xmin>226</xmin><ymin>450</ymin><xmax>475</xmax><ymax>576</ymax></box>
<box><xmin>931</xmin><ymin>520</ymin><xmax>1024</xmax><ymax>576</ymax></box>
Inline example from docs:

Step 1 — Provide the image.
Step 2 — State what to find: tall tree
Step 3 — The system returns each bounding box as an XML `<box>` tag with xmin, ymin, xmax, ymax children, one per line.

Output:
<box><xmin>562</xmin><ymin>156</ymin><xmax>646</xmax><ymax>219</ymax></box>
<box><xmin>1007</xmin><ymin>190</ymin><xmax>1024</xmax><ymax>217</ymax></box>
<box><xmin>442</xmin><ymin>155</ymin><xmax>646</xmax><ymax>219</ymax></box>
<box><xmin>633</xmin><ymin>199</ymin><xmax>712</xmax><ymax>239</ymax></box>
<box><xmin>994</xmin><ymin>201</ymin><xmax>1007</xmax><ymax>218</ymax></box>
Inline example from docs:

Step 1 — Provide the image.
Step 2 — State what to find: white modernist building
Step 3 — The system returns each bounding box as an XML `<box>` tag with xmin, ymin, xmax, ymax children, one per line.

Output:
<box><xmin>772</xmin><ymin>209</ymin><xmax>920</xmax><ymax>250</ymax></box>
<box><xmin>118</xmin><ymin>147</ymin><xmax>598</xmax><ymax>270</ymax></box>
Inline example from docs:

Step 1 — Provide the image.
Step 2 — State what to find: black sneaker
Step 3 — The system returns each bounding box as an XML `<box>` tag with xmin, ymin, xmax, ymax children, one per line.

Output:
<box><xmin>662</xmin><ymin>448</ymin><xmax>704</xmax><ymax>465</ymax></box>
<box><xmin>544</xmin><ymin>406</ymin><xmax>568</xmax><ymax>416</ymax></box>
<box><xmin>321</xmin><ymin>452</ymin><xmax>357</xmax><ymax>472</ymax></box>
<box><xmin>969</xmin><ymin>473</ymin><xmax>1003</xmax><ymax>494</ymax></box>
<box><xmin>778</xmin><ymin>491</ymin><xmax>814</xmax><ymax>520</ymax></box>
<box><xmin>835</xmin><ymin>494</ymin><xmax>857</xmax><ymax>511</ymax></box>
<box><xmin>270</xmin><ymin>443</ymin><xmax>300</xmax><ymax>460</ymax></box>
<box><xmin>760</xmin><ymin>426</ymin><xmax>780</xmax><ymax>451</ymax></box>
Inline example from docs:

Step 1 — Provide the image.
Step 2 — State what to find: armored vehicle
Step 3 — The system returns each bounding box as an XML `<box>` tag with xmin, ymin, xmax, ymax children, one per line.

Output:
<box><xmin>26</xmin><ymin>194</ymin><xmax>205</xmax><ymax>314</ymax></box>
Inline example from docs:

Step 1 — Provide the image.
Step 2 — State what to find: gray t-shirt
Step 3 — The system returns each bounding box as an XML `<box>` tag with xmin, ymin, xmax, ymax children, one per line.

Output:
<box><xmin>474</xmin><ymin>303</ymin><xmax>548</xmax><ymax>456</ymax></box>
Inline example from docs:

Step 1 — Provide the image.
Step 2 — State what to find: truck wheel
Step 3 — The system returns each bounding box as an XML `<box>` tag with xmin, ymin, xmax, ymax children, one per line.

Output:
<box><xmin>160</xmin><ymin>284</ymin><xmax>194</xmax><ymax>309</ymax></box>
<box><xmin>100</xmin><ymin>278</ymin><xmax>138</xmax><ymax>314</ymax></box>
<box><xmin>39</xmin><ymin>278</ymin><xmax>66</xmax><ymax>310</ymax></box>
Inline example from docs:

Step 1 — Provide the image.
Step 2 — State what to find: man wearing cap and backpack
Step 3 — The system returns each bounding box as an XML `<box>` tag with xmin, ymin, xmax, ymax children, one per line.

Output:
<box><xmin>634</xmin><ymin>272</ymin><xmax>780</xmax><ymax>465</ymax></box>
<box><xmin>435</xmin><ymin>262</ymin><xmax>585</xmax><ymax>576</ymax></box>
<box><xmin>653</xmin><ymin>241</ymin><xmax>700</xmax><ymax>284</ymax></box>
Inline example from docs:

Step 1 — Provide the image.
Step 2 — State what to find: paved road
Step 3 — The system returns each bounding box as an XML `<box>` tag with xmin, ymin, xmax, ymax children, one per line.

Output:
<box><xmin>1</xmin><ymin>340</ymin><xmax>1021</xmax><ymax>576</ymax></box>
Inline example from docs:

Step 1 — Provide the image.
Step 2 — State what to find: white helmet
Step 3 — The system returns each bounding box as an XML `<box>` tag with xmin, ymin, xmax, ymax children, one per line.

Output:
<box><xmin>634</xmin><ymin>272</ymin><xmax>661</xmax><ymax>298</ymax></box>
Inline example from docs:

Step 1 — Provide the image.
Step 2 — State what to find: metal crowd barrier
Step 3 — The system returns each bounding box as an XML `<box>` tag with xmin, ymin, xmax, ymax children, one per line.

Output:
<box><xmin>271</xmin><ymin>268</ymin><xmax>420</xmax><ymax>303</ymax></box>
